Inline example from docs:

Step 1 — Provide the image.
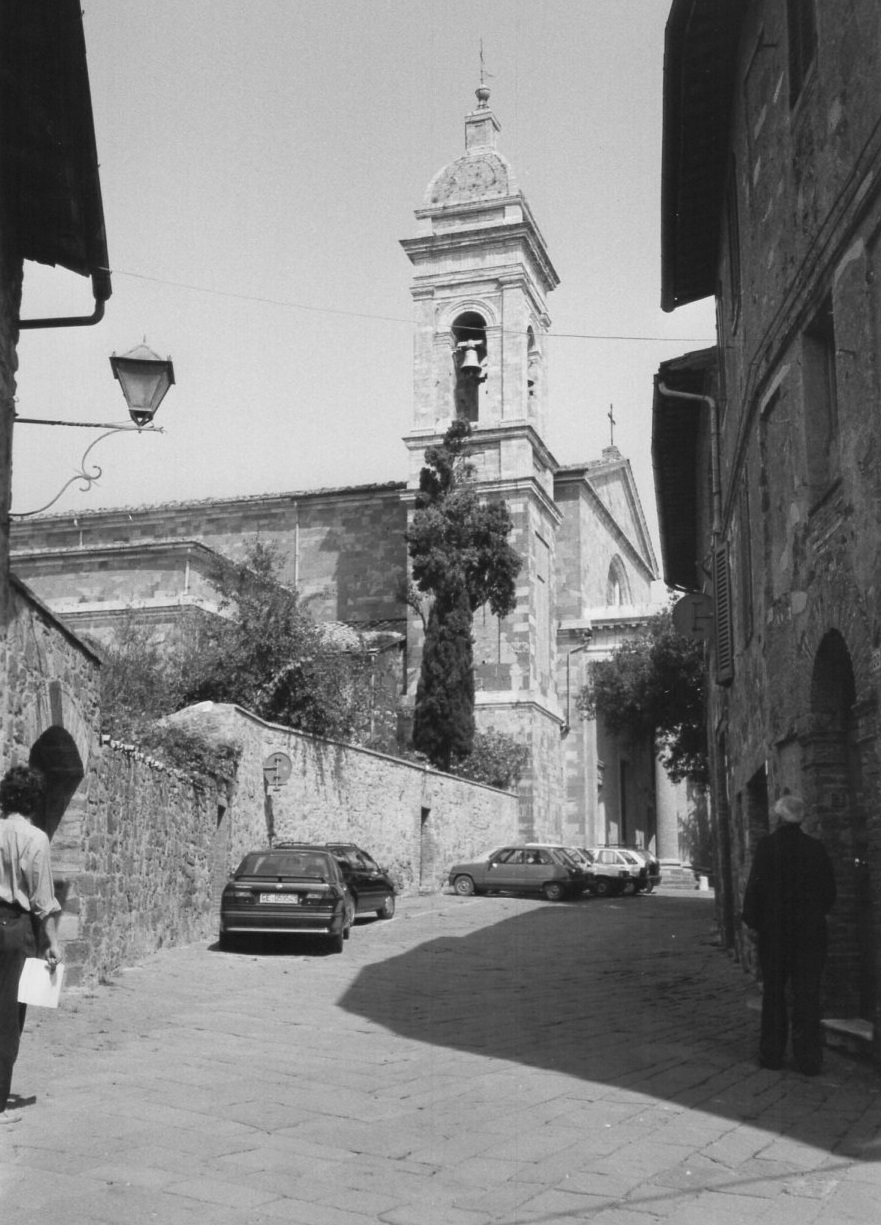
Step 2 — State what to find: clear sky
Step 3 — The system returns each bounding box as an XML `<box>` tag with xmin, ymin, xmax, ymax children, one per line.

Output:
<box><xmin>12</xmin><ymin>0</ymin><xmax>715</xmax><ymax>555</ymax></box>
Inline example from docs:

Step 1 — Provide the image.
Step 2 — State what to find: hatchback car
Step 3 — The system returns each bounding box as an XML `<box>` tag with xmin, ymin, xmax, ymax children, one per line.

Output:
<box><xmin>448</xmin><ymin>845</ymin><xmax>588</xmax><ymax>901</ymax></box>
<box><xmin>583</xmin><ymin>846</ymin><xmax>649</xmax><ymax>896</ymax></box>
<box><xmin>609</xmin><ymin>845</ymin><xmax>661</xmax><ymax>892</ymax></box>
<box><xmin>219</xmin><ymin>847</ymin><xmax>355</xmax><ymax>952</ymax></box>
<box><xmin>277</xmin><ymin>842</ymin><xmax>396</xmax><ymax>920</ymax></box>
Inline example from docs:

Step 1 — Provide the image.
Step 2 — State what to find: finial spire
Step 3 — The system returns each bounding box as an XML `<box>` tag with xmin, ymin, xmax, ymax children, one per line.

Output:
<box><xmin>476</xmin><ymin>39</ymin><xmax>492</xmax><ymax>108</ymax></box>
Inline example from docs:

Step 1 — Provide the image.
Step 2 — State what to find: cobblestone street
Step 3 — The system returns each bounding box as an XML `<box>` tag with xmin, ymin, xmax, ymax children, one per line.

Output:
<box><xmin>3</xmin><ymin>890</ymin><xmax>880</xmax><ymax>1224</ymax></box>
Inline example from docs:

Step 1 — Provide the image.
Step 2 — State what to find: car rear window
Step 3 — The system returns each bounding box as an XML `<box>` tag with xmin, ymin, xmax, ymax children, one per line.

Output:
<box><xmin>237</xmin><ymin>852</ymin><xmax>333</xmax><ymax>879</ymax></box>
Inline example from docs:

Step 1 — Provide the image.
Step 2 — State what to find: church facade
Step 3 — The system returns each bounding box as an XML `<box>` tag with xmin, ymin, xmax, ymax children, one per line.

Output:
<box><xmin>11</xmin><ymin>89</ymin><xmax>681</xmax><ymax>855</ymax></box>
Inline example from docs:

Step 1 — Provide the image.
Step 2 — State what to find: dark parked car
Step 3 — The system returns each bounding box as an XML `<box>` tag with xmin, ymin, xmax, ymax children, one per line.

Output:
<box><xmin>583</xmin><ymin>846</ymin><xmax>649</xmax><ymax>896</ymax></box>
<box><xmin>448</xmin><ymin>845</ymin><xmax>588</xmax><ymax>902</ymax></box>
<box><xmin>278</xmin><ymin>842</ymin><xmax>396</xmax><ymax>920</ymax></box>
<box><xmin>220</xmin><ymin>847</ymin><xmax>355</xmax><ymax>952</ymax></box>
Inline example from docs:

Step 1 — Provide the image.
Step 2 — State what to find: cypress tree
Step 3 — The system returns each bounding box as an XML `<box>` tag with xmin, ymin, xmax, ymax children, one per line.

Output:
<box><xmin>407</xmin><ymin>420</ymin><xmax>521</xmax><ymax>772</ymax></box>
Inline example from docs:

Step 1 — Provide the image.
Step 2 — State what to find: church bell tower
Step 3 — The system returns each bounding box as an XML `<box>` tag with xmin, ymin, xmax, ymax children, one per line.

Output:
<box><xmin>401</xmin><ymin>86</ymin><xmax>565</xmax><ymax>835</ymax></box>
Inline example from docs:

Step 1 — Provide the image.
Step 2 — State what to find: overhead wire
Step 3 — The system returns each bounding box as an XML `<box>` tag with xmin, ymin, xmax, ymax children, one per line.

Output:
<box><xmin>109</xmin><ymin>267</ymin><xmax>715</xmax><ymax>344</ymax></box>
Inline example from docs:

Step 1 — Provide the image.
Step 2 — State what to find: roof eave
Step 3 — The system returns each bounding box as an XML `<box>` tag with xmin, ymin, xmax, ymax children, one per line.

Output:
<box><xmin>660</xmin><ymin>0</ymin><xmax>745</xmax><ymax>313</ymax></box>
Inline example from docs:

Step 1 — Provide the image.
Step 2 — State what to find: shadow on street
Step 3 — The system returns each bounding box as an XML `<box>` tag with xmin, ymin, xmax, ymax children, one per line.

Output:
<box><xmin>338</xmin><ymin>894</ymin><xmax>881</xmax><ymax>1161</ymax></box>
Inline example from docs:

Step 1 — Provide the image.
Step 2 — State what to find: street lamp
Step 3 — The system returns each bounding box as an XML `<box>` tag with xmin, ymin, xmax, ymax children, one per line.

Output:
<box><xmin>12</xmin><ymin>341</ymin><xmax>176</xmax><ymax>517</ymax></box>
<box><xmin>109</xmin><ymin>342</ymin><xmax>176</xmax><ymax>427</ymax></box>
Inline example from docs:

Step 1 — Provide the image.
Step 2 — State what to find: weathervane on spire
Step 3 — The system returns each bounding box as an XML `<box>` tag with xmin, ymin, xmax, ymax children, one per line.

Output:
<box><xmin>608</xmin><ymin>404</ymin><xmax>616</xmax><ymax>448</ymax></box>
<box><xmin>476</xmin><ymin>39</ymin><xmax>493</xmax><ymax>107</ymax></box>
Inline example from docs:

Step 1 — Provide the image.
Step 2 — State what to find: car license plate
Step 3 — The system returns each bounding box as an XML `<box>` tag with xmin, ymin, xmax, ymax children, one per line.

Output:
<box><xmin>259</xmin><ymin>892</ymin><xmax>299</xmax><ymax>904</ymax></box>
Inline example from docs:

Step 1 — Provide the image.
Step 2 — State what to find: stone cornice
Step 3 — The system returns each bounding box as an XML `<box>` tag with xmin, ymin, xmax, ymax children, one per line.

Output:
<box><xmin>401</xmin><ymin>220</ymin><xmax>560</xmax><ymax>293</ymax></box>
<box><xmin>474</xmin><ymin>694</ymin><xmax>565</xmax><ymax>725</ymax></box>
<box><xmin>9</xmin><ymin>481</ymin><xmax>408</xmax><ymax>535</ymax></box>
<box><xmin>404</xmin><ymin>420</ymin><xmax>559</xmax><ymax>472</ymax></box>
<box><xmin>399</xmin><ymin>474</ymin><xmax>563</xmax><ymax>529</ymax></box>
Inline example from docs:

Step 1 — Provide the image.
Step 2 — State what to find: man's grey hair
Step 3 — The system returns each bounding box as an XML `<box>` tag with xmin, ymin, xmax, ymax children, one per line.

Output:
<box><xmin>773</xmin><ymin>794</ymin><xmax>805</xmax><ymax>824</ymax></box>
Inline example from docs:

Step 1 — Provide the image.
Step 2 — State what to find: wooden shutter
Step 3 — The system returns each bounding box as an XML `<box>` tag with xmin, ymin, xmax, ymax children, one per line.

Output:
<box><xmin>713</xmin><ymin>543</ymin><xmax>734</xmax><ymax>685</ymax></box>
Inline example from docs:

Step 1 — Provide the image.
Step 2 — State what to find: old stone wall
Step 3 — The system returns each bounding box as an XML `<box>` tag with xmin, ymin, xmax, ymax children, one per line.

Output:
<box><xmin>66</xmin><ymin>744</ymin><xmax>223</xmax><ymax>985</ymax></box>
<box><xmin>1</xmin><ymin>579</ymin><xmax>100</xmax><ymax>775</ymax></box>
<box><xmin>0</xmin><ymin>222</ymin><xmax>19</xmax><ymax>598</ymax></box>
<box><xmin>166</xmin><ymin>702</ymin><xmax>521</xmax><ymax>895</ymax></box>
<box><xmin>703</xmin><ymin>0</ymin><xmax>881</xmax><ymax>1050</ymax></box>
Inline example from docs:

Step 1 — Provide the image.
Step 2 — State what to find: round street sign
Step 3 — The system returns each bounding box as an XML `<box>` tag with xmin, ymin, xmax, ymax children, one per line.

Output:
<box><xmin>263</xmin><ymin>752</ymin><xmax>292</xmax><ymax>787</ymax></box>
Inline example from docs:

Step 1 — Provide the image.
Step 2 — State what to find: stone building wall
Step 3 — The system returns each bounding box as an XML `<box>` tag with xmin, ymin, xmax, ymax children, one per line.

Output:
<box><xmin>0</xmin><ymin>217</ymin><xmax>19</xmax><ymax>597</ymax></box>
<box><xmin>67</xmin><ymin>744</ymin><xmax>224</xmax><ymax>985</ymax></box>
<box><xmin>167</xmin><ymin>702</ymin><xmax>521</xmax><ymax>895</ymax></box>
<box><xmin>696</xmin><ymin>0</ymin><xmax>881</xmax><ymax>1048</ymax></box>
<box><xmin>12</xmin><ymin>483</ymin><xmax>410</xmax><ymax>628</ymax></box>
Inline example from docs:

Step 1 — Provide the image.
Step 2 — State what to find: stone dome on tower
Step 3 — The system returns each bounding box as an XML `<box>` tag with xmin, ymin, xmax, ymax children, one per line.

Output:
<box><xmin>422</xmin><ymin>85</ymin><xmax>519</xmax><ymax>209</ymax></box>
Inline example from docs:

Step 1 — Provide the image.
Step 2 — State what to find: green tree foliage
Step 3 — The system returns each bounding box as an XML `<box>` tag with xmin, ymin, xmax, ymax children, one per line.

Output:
<box><xmin>412</xmin><ymin>588</ymin><xmax>475</xmax><ymax>772</ymax></box>
<box><xmin>181</xmin><ymin>542</ymin><xmax>374</xmax><ymax>741</ymax></box>
<box><xmin>407</xmin><ymin>420</ymin><xmax>522</xmax><ymax>771</ymax></box>
<box><xmin>577</xmin><ymin>607</ymin><xmax>708</xmax><ymax>784</ymax></box>
<box><xmin>98</xmin><ymin>543</ymin><xmax>393</xmax><ymax>748</ymax></box>
<box><xmin>452</xmin><ymin>728</ymin><xmax>530</xmax><ymax>791</ymax></box>
<box><xmin>94</xmin><ymin>611</ymin><xmax>191</xmax><ymax>740</ymax></box>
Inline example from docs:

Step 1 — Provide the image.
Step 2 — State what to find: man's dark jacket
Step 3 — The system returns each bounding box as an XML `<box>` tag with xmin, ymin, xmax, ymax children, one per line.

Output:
<box><xmin>742</xmin><ymin>823</ymin><xmax>836</xmax><ymax>936</ymax></box>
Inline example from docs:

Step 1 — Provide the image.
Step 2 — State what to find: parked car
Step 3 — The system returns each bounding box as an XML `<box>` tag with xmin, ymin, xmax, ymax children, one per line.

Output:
<box><xmin>277</xmin><ymin>842</ymin><xmax>397</xmax><ymax>920</ymax></box>
<box><xmin>582</xmin><ymin>846</ymin><xmax>649</xmax><ymax>896</ymax></box>
<box><xmin>448</xmin><ymin>845</ymin><xmax>588</xmax><ymax>902</ymax></box>
<box><xmin>219</xmin><ymin>846</ymin><xmax>355</xmax><ymax>952</ymax></box>
<box><xmin>527</xmin><ymin>843</ymin><xmax>595</xmax><ymax>879</ymax></box>
<box><xmin>609</xmin><ymin>845</ymin><xmax>661</xmax><ymax>892</ymax></box>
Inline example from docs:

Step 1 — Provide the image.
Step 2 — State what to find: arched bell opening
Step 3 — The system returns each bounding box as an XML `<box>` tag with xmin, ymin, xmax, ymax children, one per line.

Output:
<box><xmin>804</xmin><ymin>629</ymin><xmax>876</xmax><ymax>1022</ymax></box>
<box><xmin>29</xmin><ymin>726</ymin><xmax>85</xmax><ymax>842</ymax></box>
<box><xmin>451</xmin><ymin>311</ymin><xmax>487</xmax><ymax>423</ymax></box>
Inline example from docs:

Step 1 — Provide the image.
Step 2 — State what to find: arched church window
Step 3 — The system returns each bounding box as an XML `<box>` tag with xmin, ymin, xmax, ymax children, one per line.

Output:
<box><xmin>451</xmin><ymin>312</ymin><xmax>487</xmax><ymax>423</ymax></box>
<box><xmin>606</xmin><ymin>556</ymin><xmax>631</xmax><ymax>607</ymax></box>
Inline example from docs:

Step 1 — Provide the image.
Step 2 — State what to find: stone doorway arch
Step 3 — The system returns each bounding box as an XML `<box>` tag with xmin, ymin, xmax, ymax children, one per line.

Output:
<box><xmin>804</xmin><ymin>629</ymin><xmax>876</xmax><ymax>1023</ymax></box>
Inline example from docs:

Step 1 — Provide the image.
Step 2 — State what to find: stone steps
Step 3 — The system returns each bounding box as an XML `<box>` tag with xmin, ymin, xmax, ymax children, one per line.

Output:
<box><xmin>659</xmin><ymin>864</ymin><xmax>708</xmax><ymax>891</ymax></box>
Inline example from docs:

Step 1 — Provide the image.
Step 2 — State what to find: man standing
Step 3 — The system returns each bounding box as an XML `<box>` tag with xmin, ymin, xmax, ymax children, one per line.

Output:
<box><xmin>742</xmin><ymin>794</ymin><xmax>836</xmax><ymax>1074</ymax></box>
<box><xmin>0</xmin><ymin>765</ymin><xmax>61</xmax><ymax>1125</ymax></box>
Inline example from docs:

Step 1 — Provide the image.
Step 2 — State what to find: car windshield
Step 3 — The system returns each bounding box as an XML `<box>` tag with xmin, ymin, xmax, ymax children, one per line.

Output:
<box><xmin>551</xmin><ymin>849</ymin><xmax>578</xmax><ymax>867</ymax></box>
<box><xmin>237</xmin><ymin>852</ymin><xmax>332</xmax><ymax>880</ymax></box>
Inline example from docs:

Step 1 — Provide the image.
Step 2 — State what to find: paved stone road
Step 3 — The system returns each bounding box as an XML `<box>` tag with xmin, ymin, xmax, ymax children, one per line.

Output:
<box><xmin>3</xmin><ymin>890</ymin><xmax>880</xmax><ymax>1224</ymax></box>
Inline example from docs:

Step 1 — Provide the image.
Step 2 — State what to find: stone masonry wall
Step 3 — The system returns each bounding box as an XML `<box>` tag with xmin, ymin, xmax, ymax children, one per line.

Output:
<box><xmin>66</xmin><ymin>744</ymin><xmax>223</xmax><ymax>986</ymax></box>
<box><xmin>0</xmin><ymin>221</ymin><xmax>19</xmax><ymax>599</ymax></box>
<box><xmin>167</xmin><ymin>702</ymin><xmax>521</xmax><ymax>895</ymax></box>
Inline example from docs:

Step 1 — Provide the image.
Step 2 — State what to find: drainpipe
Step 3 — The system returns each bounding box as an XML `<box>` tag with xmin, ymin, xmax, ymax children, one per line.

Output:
<box><xmin>561</xmin><ymin>630</ymin><xmax>593</xmax><ymax>736</ymax></box>
<box><xmin>657</xmin><ymin>382</ymin><xmax>721</xmax><ymax>543</ymax></box>
<box><xmin>18</xmin><ymin>271</ymin><xmax>110</xmax><ymax>331</ymax></box>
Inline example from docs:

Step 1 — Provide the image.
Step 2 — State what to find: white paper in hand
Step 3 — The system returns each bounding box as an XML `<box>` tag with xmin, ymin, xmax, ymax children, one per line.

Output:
<box><xmin>18</xmin><ymin>958</ymin><xmax>64</xmax><ymax>1007</ymax></box>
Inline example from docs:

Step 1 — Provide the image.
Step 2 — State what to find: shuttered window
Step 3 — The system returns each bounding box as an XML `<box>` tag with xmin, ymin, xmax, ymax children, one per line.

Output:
<box><xmin>787</xmin><ymin>0</ymin><xmax>817</xmax><ymax>106</ymax></box>
<box><xmin>714</xmin><ymin>543</ymin><xmax>735</xmax><ymax>685</ymax></box>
